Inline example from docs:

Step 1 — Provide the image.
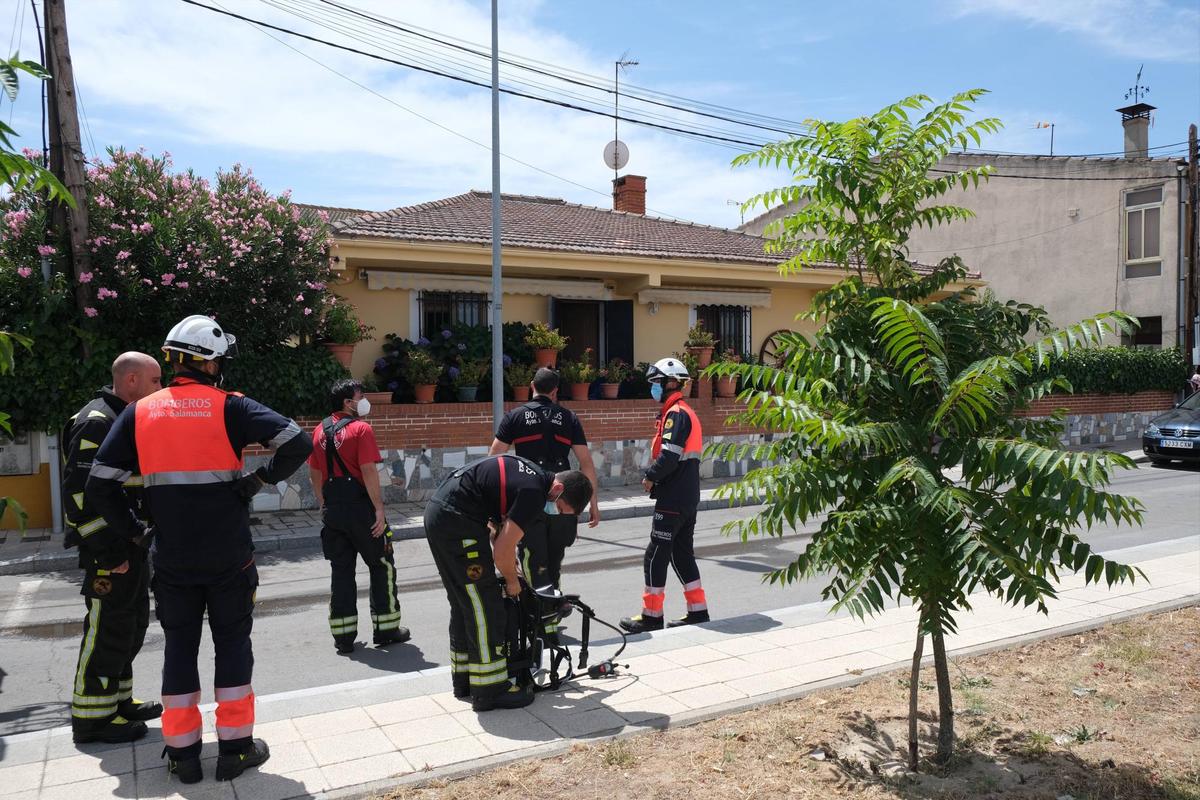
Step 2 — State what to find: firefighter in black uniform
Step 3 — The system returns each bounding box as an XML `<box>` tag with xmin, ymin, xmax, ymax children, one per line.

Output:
<box><xmin>424</xmin><ymin>454</ymin><xmax>592</xmax><ymax>711</ymax></box>
<box><xmin>620</xmin><ymin>357</ymin><xmax>709</xmax><ymax>633</ymax></box>
<box><xmin>489</xmin><ymin>367</ymin><xmax>599</xmax><ymax>605</ymax></box>
<box><xmin>62</xmin><ymin>351</ymin><xmax>163</xmax><ymax>745</ymax></box>
<box><xmin>87</xmin><ymin>315</ymin><xmax>312</xmax><ymax>784</ymax></box>
<box><xmin>308</xmin><ymin>378</ymin><xmax>410</xmax><ymax>654</ymax></box>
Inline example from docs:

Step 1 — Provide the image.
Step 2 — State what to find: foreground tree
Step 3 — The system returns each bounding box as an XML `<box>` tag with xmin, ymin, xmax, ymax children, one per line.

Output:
<box><xmin>712</xmin><ymin>90</ymin><xmax>1145</xmax><ymax>767</ymax></box>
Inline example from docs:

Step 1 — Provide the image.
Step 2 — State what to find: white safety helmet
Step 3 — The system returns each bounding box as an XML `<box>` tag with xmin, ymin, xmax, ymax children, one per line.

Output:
<box><xmin>162</xmin><ymin>314</ymin><xmax>238</xmax><ymax>362</ymax></box>
<box><xmin>646</xmin><ymin>357</ymin><xmax>689</xmax><ymax>384</ymax></box>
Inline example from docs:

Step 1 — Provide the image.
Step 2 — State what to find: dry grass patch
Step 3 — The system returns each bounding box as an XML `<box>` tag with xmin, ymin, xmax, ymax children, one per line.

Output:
<box><xmin>383</xmin><ymin>606</ymin><xmax>1200</xmax><ymax>800</ymax></box>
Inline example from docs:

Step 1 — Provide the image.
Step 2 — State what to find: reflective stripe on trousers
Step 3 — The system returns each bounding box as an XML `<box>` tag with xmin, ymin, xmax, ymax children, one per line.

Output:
<box><xmin>214</xmin><ymin>683</ymin><xmax>255</xmax><ymax>741</ymax></box>
<box><xmin>161</xmin><ymin>691</ymin><xmax>203</xmax><ymax>748</ymax></box>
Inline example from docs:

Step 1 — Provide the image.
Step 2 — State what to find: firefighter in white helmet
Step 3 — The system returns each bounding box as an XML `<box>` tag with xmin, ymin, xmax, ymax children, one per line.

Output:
<box><xmin>620</xmin><ymin>357</ymin><xmax>709</xmax><ymax>633</ymax></box>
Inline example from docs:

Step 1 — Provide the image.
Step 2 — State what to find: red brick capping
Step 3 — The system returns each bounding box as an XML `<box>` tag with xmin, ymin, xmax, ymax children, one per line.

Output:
<box><xmin>1014</xmin><ymin>391</ymin><xmax>1175</xmax><ymax>417</ymax></box>
<box><xmin>247</xmin><ymin>388</ymin><xmax>761</xmax><ymax>454</ymax></box>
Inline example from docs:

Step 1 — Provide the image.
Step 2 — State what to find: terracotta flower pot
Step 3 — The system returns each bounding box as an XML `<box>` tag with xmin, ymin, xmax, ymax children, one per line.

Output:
<box><xmin>456</xmin><ymin>386</ymin><xmax>478</xmax><ymax>402</ymax></box>
<box><xmin>569</xmin><ymin>382</ymin><xmax>590</xmax><ymax>401</ymax></box>
<box><xmin>715</xmin><ymin>375</ymin><xmax>737</xmax><ymax>398</ymax></box>
<box><xmin>364</xmin><ymin>391</ymin><xmax>393</xmax><ymax>406</ymax></box>
<box><xmin>323</xmin><ymin>342</ymin><xmax>355</xmax><ymax>369</ymax></box>
<box><xmin>413</xmin><ymin>384</ymin><xmax>436</xmax><ymax>404</ymax></box>
<box><xmin>534</xmin><ymin>348</ymin><xmax>559</xmax><ymax>368</ymax></box>
<box><xmin>600</xmin><ymin>382</ymin><xmax>621</xmax><ymax>400</ymax></box>
<box><xmin>687</xmin><ymin>346</ymin><xmax>713</xmax><ymax>369</ymax></box>
<box><xmin>512</xmin><ymin>385</ymin><xmax>531</xmax><ymax>402</ymax></box>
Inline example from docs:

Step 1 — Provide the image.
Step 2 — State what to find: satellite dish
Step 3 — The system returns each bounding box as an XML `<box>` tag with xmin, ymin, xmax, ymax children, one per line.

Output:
<box><xmin>603</xmin><ymin>139</ymin><xmax>629</xmax><ymax>171</ymax></box>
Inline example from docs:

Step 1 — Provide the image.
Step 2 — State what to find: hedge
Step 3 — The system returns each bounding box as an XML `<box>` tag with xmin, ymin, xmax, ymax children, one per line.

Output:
<box><xmin>1040</xmin><ymin>346</ymin><xmax>1188</xmax><ymax>395</ymax></box>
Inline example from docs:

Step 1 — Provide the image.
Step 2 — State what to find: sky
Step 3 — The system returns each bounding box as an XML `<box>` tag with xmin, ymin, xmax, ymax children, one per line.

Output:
<box><xmin>1</xmin><ymin>0</ymin><xmax>1198</xmax><ymax>227</ymax></box>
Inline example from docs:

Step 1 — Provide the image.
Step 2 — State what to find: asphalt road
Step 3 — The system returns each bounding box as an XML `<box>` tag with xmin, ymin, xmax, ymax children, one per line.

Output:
<box><xmin>0</xmin><ymin>462</ymin><xmax>1195</xmax><ymax>737</ymax></box>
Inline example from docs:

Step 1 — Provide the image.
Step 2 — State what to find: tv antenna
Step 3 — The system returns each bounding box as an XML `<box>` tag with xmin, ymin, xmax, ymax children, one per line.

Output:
<box><xmin>607</xmin><ymin>54</ymin><xmax>638</xmax><ymax>177</ymax></box>
<box><xmin>1125</xmin><ymin>64</ymin><xmax>1150</xmax><ymax>103</ymax></box>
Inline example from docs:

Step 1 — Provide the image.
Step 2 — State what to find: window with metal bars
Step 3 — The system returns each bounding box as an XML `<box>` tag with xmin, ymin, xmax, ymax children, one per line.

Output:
<box><xmin>418</xmin><ymin>291</ymin><xmax>490</xmax><ymax>337</ymax></box>
<box><xmin>695</xmin><ymin>304</ymin><xmax>752</xmax><ymax>357</ymax></box>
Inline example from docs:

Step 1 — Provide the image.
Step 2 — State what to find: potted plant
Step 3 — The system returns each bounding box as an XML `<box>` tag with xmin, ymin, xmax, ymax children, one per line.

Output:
<box><xmin>599</xmin><ymin>358</ymin><xmax>630</xmax><ymax>399</ymax></box>
<box><xmin>684</xmin><ymin>320</ymin><xmax>717</xmax><ymax>369</ymax></box>
<box><xmin>559</xmin><ymin>348</ymin><xmax>596</xmax><ymax>401</ymax></box>
<box><xmin>712</xmin><ymin>348</ymin><xmax>741</xmax><ymax>398</ymax></box>
<box><xmin>404</xmin><ymin>349</ymin><xmax>441</xmax><ymax>404</ymax></box>
<box><xmin>505</xmin><ymin>361</ymin><xmax>536</xmax><ymax>402</ymax></box>
<box><xmin>524</xmin><ymin>321</ymin><xmax>568</xmax><ymax>368</ymax></box>
<box><xmin>673</xmin><ymin>350</ymin><xmax>701</xmax><ymax>397</ymax></box>
<box><xmin>319</xmin><ymin>298</ymin><xmax>374</xmax><ymax>369</ymax></box>
<box><xmin>450</xmin><ymin>358</ymin><xmax>489</xmax><ymax>402</ymax></box>
<box><xmin>359</xmin><ymin>374</ymin><xmax>394</xmax><ymax>407</ymax></box>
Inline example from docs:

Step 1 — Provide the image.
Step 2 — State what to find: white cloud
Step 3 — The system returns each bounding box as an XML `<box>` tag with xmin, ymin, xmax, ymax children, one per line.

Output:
<box><xmin>52</xmin><ymin>0</ymin><xmax>788</xmax><ymax>227</ymax></box>
<box><xmin>955</xmin><ymin>0</ymin><xmax>1200</xmax><ymax>62</ymax></box>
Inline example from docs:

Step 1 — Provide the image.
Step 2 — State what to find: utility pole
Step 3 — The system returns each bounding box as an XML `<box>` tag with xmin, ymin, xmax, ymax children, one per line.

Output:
<box><xmin>1188</xmin><ymin>124</ymin><xmax>1198</xmax><ymax>366</ymax></box>
<box><xmin>489</xmin><ymin>0</ymin><xmax>503</xmax><ymax>428</ymax></box>
<box><xmin>43</xmin><ymin>0</ymin><xmax>92</xmax><ymax>322</ymax></box>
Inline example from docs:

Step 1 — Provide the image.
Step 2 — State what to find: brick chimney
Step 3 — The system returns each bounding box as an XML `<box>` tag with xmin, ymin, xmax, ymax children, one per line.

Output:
<box><xmin>612</xmin><ymin>174</ymin><xmax>646</xmax><ymax>215</ymax></box>
<box><xmin>1116</xmin><ymin>102</ymin><xmax>1155</xmax><ymax>157</ymax></box>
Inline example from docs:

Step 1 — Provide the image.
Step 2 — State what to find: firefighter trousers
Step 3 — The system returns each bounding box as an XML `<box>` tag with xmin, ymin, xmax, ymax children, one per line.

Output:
<box><xmin>320</xmin><ymin>499</ymin><xmax>401</xmax><ymax>645</ymax></box>
<box><xmin>71</xmin><ymin>549</ymin><xmax>150</xmax><ymax>732</ymax></box>
<box><xmin>154</xmin><ymin>561</ymin><xmax>258</xmax><ymax>759</ymax></box>
<box><xmin>517</xmin><ymin>511</ymin><xmax>577</xmax><ymax>639</ymax></box>
<box><xmin>424</xmin><ymin>499</ymin><xmax>510</xmax><ymax>699</ymax></box>
<box><xmin>641</xmin><ymin>505</ymin><xmax>707</xmax><ymax>619</ymax></box>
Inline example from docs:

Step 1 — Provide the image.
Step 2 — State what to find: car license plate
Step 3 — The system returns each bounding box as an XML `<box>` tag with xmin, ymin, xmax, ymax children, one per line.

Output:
<box><xmin>1161</xmin><ymin>439</ymin><xmax>1194</xmax><ymax>449</ymax></box>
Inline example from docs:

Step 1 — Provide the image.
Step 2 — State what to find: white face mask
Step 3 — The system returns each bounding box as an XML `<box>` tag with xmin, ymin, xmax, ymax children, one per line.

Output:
<box><xmin>355</xmin><ymin>397</ymin><xmax>371</xmax><ymax>417</ymax></box>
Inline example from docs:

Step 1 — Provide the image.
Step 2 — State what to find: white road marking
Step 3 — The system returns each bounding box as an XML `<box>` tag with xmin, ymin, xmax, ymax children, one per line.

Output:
<box><xmin>1</xmin><ymin>580</ymin><xmax>43</xmax><ymax>630</ymax></box>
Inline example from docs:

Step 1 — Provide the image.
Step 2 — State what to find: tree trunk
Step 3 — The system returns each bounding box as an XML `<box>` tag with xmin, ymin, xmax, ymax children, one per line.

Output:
<box><xmin>931</xmin><ymin>628</ymin><xmax>955</xmax><ymax>763</ymax></box>
<box><xmin>908</xmin><ymin>626</ymin><xmax>925</xmax><ymax>770</ymax></box>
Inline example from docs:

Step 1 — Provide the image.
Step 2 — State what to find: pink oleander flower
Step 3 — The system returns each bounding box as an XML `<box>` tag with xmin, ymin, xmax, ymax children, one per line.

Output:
<box><xmin>97</xmin><ymin>287</ymin><xmax>118</xmax><ymax>300</ymax></box>
<box><xmin>37</xmin><ymin>244</ymin><xmax>56</xmax><ymax>257</ymax></box>
<box><xmin>175</xmin><ymin>281</ymin><xmax>189</xmax><ymax>289</ymax></box>
<box><xmin>161</xmin><ymin>273</ymin><xmax>175</xmax><ymax>286</ymax></box>
<box><xmin>116</xmin><ymin>250</ymin><xmax>132</xmax><ymax>261</ymax></box>
<box><xmin>4</xmin><ymin>209</ymin><xmax>30</xmax><ymax>236</ymax></box>
<box><xmin>17</xmin><ymin>266</ymin><xmax>33</xmax><ymax>278</ymax></box>
<box><xmin>303</xmin><ymin>307</ymin><xmax>313</xmax><ymax>316</ymax></box>
<box><xmin>142</xmin><ymin>279</ymin><xmax>152</xmax><ymax>285</ymax></box>
<box><xmin>84</xmin><ymin>307</ymin><xmax>98</xmax><ymax>318</ymax></box>
<box><xmin>79</xmin><ymin>272</ymin><xmax>94</xmax><ymax>284</ymax></box>
<box><xmin>295</xmin><ymin>293</ymin><xmax>304</xmax><ymax>302</ymax></box>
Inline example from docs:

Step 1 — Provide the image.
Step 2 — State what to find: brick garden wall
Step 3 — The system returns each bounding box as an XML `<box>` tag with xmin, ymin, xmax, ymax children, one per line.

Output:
<box><xmin>1014</xmin><ymin>391</ymin><xmax>1175</xmax><ymax>417</ymax></box>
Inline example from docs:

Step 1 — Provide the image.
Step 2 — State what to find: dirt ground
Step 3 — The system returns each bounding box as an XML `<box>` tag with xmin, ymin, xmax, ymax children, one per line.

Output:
<box><xmin>385</xmin><ymin>607</ymin><xmax>1200</xmax><ymax>800</ymax></box>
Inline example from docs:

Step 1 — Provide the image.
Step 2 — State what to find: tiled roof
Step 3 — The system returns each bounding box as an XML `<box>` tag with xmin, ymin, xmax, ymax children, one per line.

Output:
<box><xmin>294</xmin><ymin>203</ymin><xmax>374</xmax><ymax>225</ymax></box>
<box><xmin>331</xmin><ymin>191</ymin><xmax>789</xmax><ymax>266</ymax></box>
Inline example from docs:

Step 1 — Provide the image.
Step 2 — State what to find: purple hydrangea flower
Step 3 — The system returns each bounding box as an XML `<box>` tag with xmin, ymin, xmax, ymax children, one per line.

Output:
<box><xmin>374</xmin><ymin>357</ymin><xmax>388</xmax><ymax>370</ymax></box>
<box><xmin>502</xmin><ymin>354</ymin><xmax>512</xmax><ymax>367</ymax></box>
<box><xmin>386</xmin><ymin>381</ymin><xmax>399</xmax><ymax>390</ymax></box>
<box><xmin>448</xmin><ymin>366</ymin><xmax>461</xmax><ymax>379</ymax></box>
<box><xmin>441</xmin><ymin>329</ymin><xmax>452</xmax><ymax>339</ymax></box>
<box><xmin>416</xmin><ymin>336</ymin><xmax>430</xmax><ymax>346</ymax></box>
<box><xmin>457</xmin><ymin>343</ymin><xmax>467</xmax><ymax>351</ymax></box>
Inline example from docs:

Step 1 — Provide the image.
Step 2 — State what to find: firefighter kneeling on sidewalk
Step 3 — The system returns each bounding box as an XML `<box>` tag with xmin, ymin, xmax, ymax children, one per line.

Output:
<box><xmin>424</xmin><ymin>454</ymin><xmax>592</xmax><ymax>711</ymax></box>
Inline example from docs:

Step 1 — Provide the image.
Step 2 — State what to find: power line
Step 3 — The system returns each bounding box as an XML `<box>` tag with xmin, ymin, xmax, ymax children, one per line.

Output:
<box><xmin>310</xmin><ymin>0</ymin><xmax>809</xmax><ymax>138</ymax></box>
<box><xmin>931</xmin><ymin>163</ymin><xmax>1186</xmax><ymax>180</ymax></box>
<box><xmin>178</xmin><ymin>0</ymin><xmax>769</xmax><ymax>148</ymax></box>
<box><xmin>959</xmin><ymin>140</ymin><xmax>1187</xmax><ymax>159</ymax></box>
<box><xmin>204</xmin><ymin>0</ymin><xmax>686</xmax><ymax>220</ymax></box>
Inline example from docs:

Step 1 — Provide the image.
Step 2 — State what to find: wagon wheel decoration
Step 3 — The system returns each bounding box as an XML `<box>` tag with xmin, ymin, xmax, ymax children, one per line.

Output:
<box><xmin>758</xmin><ymin>329</ymin><xmax>794</xmax><ymax>368</ymax></box>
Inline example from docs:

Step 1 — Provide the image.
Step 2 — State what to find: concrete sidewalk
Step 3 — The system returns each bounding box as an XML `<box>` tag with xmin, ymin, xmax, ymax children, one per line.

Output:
<box><xmin>1</xmin><ymin>539</ymin><xmax>1194</xmax><ymax>800</ymax></box>
<box><xmin>0</xmin><ymin>478</ymin><xmax>754</xmax><ymax>576</ymax></box>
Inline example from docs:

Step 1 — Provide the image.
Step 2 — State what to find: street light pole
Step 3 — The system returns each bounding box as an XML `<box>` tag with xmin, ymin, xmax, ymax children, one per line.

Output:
<box><xmin>490</xmin><ymin>0</ymin><xmax>504</xmax><ymax>428</ymax></box>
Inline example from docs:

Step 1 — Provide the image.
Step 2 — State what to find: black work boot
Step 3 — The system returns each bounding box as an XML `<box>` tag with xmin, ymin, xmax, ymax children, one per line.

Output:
<box><xmin>373</xmin><ymin>627</ymin><xmax>412</xmax><ymax>646</ymax></box>
<box><xmin>334</xmin><ymin>635</ymin><xmax>355</xmax><ymax>655</ymax></box>
<box><xmin>452</xmin><ymin>673</ymin><xmax>471</xmax><ymax>700</ymax></box>
<box><xmin>164</xmin><ymin>749</ymin><xmax>203</xmax><ymax>784</ymax></box>
<box><xmin>472</xmin><ymin>683</ymin><xmax>533</xmax><ymax>712</ymax></box>
<box><xmin>667</xmin><ymin>610</ymin><xmax>711</xmax><ymax>628</ymax></box>
<box><xmin>619</xmin><ymin>615</ymin><xmax>664</xmax><ymax>634</ymax></box>
<box><xmin>118</xmin><ymin>698</ymin><xmax>164</xmax><ymax>721</ymax></box>
<box><xmin>72</xmin><ymin>715</ymin><xmax>148</xmax><ymax>745</ymax></box>
<box><xmin>215</xmin><ymin>738</ymin><xmax>270</xmax><ymax>781</ymax></box>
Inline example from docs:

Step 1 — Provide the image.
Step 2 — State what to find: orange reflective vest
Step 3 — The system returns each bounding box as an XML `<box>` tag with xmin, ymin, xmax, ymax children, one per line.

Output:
<box><xmin>134</xmin><ymin>378</ymin><xmax>243</xmax><ymax>487</ymax></box>
<box><xmin>651</xmin><ymin>393</ymin><xmax>702</xmax><ymax>462</ymax></box>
